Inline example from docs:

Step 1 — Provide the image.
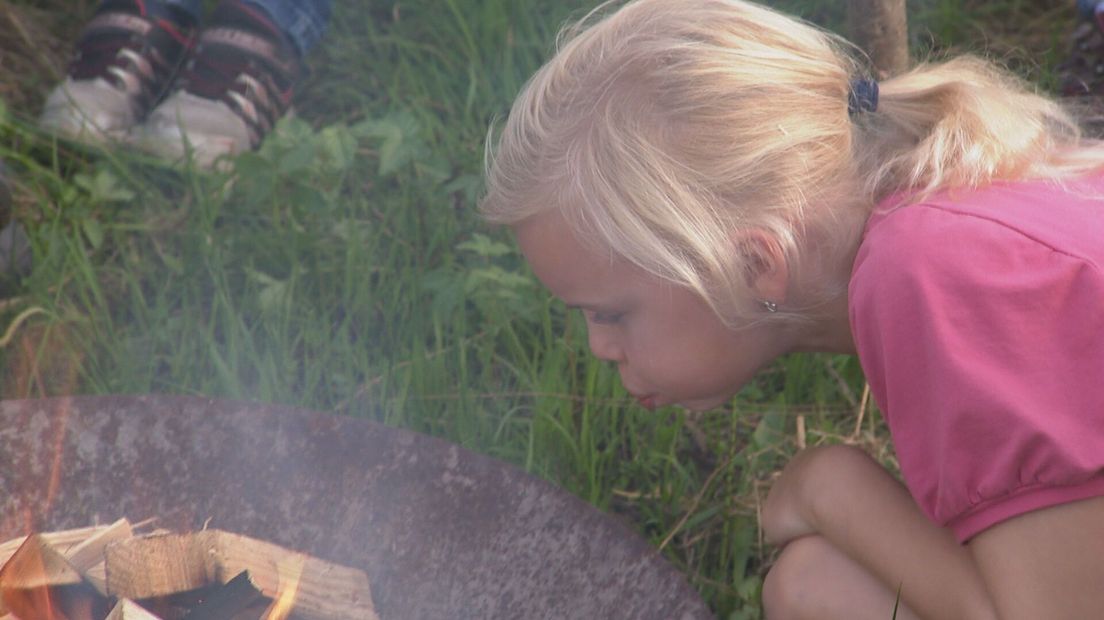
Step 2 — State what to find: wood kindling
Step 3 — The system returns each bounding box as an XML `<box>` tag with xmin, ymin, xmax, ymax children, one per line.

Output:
<box><xmin>105</xmin><ymin>599</ymin><xmax>162</xmax><ymax>620</ymax></box>
<box><xmin>104</xmin><ymin>532</ymin><xmax>214</xmax><ymax>600</ymax></box>
<box><xmin>0</xmin><ymin>518</ymin><xmax>379</xmax><ymax>620</ymax></box>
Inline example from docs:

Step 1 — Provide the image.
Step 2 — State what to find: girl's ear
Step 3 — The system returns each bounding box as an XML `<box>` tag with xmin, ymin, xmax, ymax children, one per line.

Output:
<box><xmin>734</xmin><ymin>229</ymin><xmax>789</xmax><ymax>304</ymax></box>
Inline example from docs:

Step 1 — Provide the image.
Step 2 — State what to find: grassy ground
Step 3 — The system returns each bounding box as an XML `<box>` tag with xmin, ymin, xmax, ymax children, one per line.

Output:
<box><xmin>0</xmin><ymin>0</ymin><xmax>1077</xmax><ymax>617</ymax></box>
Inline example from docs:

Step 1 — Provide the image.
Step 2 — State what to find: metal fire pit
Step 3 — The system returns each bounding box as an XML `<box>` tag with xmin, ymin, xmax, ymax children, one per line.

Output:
<box><xmin>0</xmin><ymin>395</ymin><xmax>713</xmax><ymax>619</ymax></box>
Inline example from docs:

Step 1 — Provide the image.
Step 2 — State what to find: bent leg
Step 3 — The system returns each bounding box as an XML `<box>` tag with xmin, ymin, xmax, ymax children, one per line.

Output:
<box><xmin>763</xmin><ymin>535</ymin><xmax>920</xmax><ymax>620</ymax></box>
<box><xmin>762</xmin><ymin>445</ymin><xmax>996</xmax><ymax>619</ymax></box>
<box><xmin>970</xmin><ymin>495</ymin><xmax>1104</xmax><ymax>620</ymax></box>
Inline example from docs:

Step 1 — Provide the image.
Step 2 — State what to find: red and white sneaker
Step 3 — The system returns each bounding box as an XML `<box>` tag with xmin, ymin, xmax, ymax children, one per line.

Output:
<box><xmin>131</xmin><ymin>1</ymin><xmax>302</xmax><ymax>168</ymax></box>
<box><xmin>38</xmin><ymin>0</ymin><xmax>195</xmax><ymax>143</ymax></box>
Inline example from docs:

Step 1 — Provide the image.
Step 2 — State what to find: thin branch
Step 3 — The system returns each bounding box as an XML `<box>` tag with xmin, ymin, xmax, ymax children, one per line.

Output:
<box><xmin>851</xmin><ymin>382</ymin><xmax>872</xmax><ymax>439</ymax></box>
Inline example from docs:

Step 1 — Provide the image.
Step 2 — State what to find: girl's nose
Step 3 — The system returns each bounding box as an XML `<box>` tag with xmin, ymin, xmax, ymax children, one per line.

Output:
<box><xmin>587</xmin><ymin>324</ymin><xmax>625</xmax><ymax>363</ymax></box>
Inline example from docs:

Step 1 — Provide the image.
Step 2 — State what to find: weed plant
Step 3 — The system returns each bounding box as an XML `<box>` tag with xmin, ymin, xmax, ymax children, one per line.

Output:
<box><xmin>0</xmin><ymin>0</ymin><xmax>1073</xmax><ymax>617</ymax></box>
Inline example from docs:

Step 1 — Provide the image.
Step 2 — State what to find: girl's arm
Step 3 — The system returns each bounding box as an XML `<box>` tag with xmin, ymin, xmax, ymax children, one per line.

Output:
<box><xmin>762</xmin><ymin>445</ymin><xmax>996</xmax><ymax>620</ymax></box>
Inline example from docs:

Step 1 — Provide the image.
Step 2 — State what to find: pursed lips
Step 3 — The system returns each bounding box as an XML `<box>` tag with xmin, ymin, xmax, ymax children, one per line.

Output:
<box><xmin>629</xmin><ymin>392</ymin><xmax>659</xmax><ymax>410</ymax></box>
<box><xmin>622</xmin><ymin>376</ymin><xmax>659</xmax><ymax>410</ymax></box>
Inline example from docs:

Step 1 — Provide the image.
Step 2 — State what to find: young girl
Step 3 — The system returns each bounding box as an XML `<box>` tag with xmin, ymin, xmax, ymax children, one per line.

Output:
<box><xmin>480</xmin><ymin>0</ymin><xmax>1104</xmax><ymax>617</ymax></box>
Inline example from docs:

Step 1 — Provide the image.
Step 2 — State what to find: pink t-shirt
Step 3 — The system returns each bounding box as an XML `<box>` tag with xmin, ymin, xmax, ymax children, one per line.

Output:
<box><xmin>849</xmin><ymin>174</ymin><xmax>1104</xmax><ymax>543</ymax></box>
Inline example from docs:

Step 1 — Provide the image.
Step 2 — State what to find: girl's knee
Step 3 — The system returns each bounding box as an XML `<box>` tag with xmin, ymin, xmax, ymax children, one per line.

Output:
<box><xmin>802</xmin><ymin>443</ymin><xmax>879</xmax><ymax>476</ymax></box>
<box><xmin>761</xmin><ymin>535</ymin><xmax>835</xmax><ymax>619</ymax></box>
<box><xmin>762</xmin><ymin>444</ymin><xmax>883</xmax><ymax>545</ymax></box>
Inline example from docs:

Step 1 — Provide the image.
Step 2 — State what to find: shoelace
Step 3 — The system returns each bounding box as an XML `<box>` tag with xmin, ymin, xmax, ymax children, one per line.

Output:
<box><xmin>177</xmin><ymin>24</ymin><xmax>300</xmax><ymax>147</ymax></box>
<box><xmin>70</xmin><ymin>8</ymin><xmax>195</xmax><ymax>113</ymax></box>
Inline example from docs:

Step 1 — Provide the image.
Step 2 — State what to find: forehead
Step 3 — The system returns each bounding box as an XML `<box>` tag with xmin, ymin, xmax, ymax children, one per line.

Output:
<box><xmin>513</xmin><ymin>210</ymin><xmax>636</xmax><ymax>304</ymax></box>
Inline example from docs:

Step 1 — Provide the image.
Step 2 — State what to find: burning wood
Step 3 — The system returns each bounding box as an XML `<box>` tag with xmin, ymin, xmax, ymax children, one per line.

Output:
<box><xmin>0</xmin><ymin>520</ymin><xmax>379</xmax><ymax>620</ymax></box>
<box><xmin>178</xmin><ymin>571</ymin><xmax>265</xmax><ymax>620</ymax></box>
<box><xmin>0</xmin><ymin>533</ymin><xmax>108</xmax><ymax>620</ymax></box>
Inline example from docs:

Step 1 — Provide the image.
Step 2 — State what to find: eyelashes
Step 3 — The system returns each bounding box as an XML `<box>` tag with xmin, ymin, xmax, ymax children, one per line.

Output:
<box><xmin>587</xmin><ymin>310</ymin><xmax>624</xmax><ymax>325</ymax></box>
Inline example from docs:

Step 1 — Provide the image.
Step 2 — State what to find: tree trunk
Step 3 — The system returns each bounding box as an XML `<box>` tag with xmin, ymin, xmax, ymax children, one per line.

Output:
<box><xmin>848</xmin><ymin>0</ymin><xmax>909</xmax><ymax>78</ymax></box>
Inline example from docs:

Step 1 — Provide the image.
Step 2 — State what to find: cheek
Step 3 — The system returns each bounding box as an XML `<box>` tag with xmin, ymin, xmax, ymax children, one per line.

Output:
<box><xmin>665</xmin><ymin>324</ymin><xmax>759</xmax><ymax>388</ymax></box>
<box><xmin>626</xmin><ymin>319</ymin><xmax>735</xmax><ymax>379</ymax></box>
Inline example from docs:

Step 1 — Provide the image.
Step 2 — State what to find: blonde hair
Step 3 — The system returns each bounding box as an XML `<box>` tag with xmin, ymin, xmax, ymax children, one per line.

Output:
<box><xmin>481</xmin><ymin>0</ymin><xmax>1104</xmax><ymax>326</ymax></box>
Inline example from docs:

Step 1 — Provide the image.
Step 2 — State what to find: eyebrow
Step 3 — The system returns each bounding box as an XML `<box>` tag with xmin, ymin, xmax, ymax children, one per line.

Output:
<box><xmin>564</xmin><ymin>302</ymin><xmax>616</xmax><ymax>312</ymax></box>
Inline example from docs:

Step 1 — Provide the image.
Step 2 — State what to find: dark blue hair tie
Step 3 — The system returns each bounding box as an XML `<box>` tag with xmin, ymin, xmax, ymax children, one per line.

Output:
<box><xmin>848</xmin><ymin>79</ymin><xmax>879</xmax><ymax>116</ymax></box>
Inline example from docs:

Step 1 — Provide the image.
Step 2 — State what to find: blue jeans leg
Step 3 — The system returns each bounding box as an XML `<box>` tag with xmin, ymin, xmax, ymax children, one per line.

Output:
<box><xmin>241</xmin><ymin>0</ymin><xmax>333</xmax><ymax>56</ymax></box>
<box><xmin>98</xmin><ymin>0</ymin><xmax>202</xmax><ymax>21</ymax></box>
<box><xmin>159</xmin><ymin>0</ymin><xmax>204</xmax><ymax>21</ymax></box>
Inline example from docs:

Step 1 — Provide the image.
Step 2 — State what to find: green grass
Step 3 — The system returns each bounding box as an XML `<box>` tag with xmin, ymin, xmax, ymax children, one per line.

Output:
<box><xmin>0</xmin><ymin>0</ymin><xmax>1076</xmax><ymax>617</ymax></box>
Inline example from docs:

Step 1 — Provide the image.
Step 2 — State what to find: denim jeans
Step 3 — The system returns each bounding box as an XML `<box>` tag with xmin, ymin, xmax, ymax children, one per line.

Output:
<box><xmin>155</xmin><ymin>0</ymin><xmax>333</xmax><ymax>56</ymax></box>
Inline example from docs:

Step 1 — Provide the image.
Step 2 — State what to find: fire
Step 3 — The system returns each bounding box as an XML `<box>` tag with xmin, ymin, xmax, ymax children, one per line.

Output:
<box><xmin>45</xmin><ymin>397</ymin><xmax>73</xmax><ymax>516</ymax></box>
<box><xmin>0</xmin><ymin>533</ymin><xmax>101</xmax><ymax>620</ymax></box>
<box><xmin>262</xmin><ymin>553</ymin><xmax>305</xmax><ymax>620</ymax></box>
<box><xmin>0</xmin><ymin>535</ymin><xmax>58</xmax><ymax>620</ymax></box>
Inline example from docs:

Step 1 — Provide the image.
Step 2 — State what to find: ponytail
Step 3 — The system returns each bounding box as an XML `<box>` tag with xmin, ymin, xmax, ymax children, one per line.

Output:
<box><xmin>855</xmin><ymin>55</ymin><xmax>1104</xmax><ymax>201</ymax></box>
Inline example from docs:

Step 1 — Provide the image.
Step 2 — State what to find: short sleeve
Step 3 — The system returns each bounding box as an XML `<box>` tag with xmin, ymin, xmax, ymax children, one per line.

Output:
<box><xmin>849</xmin><ymin>204</ymin><xmax>1104</xmax><ymax>542</ymax></box>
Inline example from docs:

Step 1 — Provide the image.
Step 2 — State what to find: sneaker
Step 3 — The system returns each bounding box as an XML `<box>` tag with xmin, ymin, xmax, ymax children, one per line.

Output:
<box><xmin>38</xmin><ymin>0</ymin><xmax>196</xmax><ymax>144</ymax></box>
<box><xmin>131</xmin><ymin>0</ymin><xmax>302</xmax><ymax>168</ymax></box>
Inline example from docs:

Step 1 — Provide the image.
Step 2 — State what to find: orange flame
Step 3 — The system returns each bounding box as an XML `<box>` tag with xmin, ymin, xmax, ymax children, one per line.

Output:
<box><xmin>1</xmin><ymin>540</ymin><xmax>55</xmax><ymax>620</ymax></box>
<box><xmin>262</xmin><ymin>554</ymin><xmax>305</xmax><ymax>620</ymax></box>
<box><xmin>45</xmin><ymin>397</ymin><xmax>73</xmax><ymax>516</ymax></box>
<box><xmin>0</xmin><ymin>533</ymin><xmax>97</xmax><ymax>620</ymax></box>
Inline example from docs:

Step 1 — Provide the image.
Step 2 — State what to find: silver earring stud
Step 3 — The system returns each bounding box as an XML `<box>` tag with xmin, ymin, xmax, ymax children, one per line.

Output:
<box><xmin>762</xmin><ymin>300</ymin><xmax>779</xmax><ymax>313</ymax></box>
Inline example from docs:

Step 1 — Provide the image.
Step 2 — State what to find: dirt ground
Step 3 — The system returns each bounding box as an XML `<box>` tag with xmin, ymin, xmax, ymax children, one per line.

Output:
<box><xmin>0</xmin><ymin>3</ymin><xmax>75</xmax><ymax>115</ymax></box>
